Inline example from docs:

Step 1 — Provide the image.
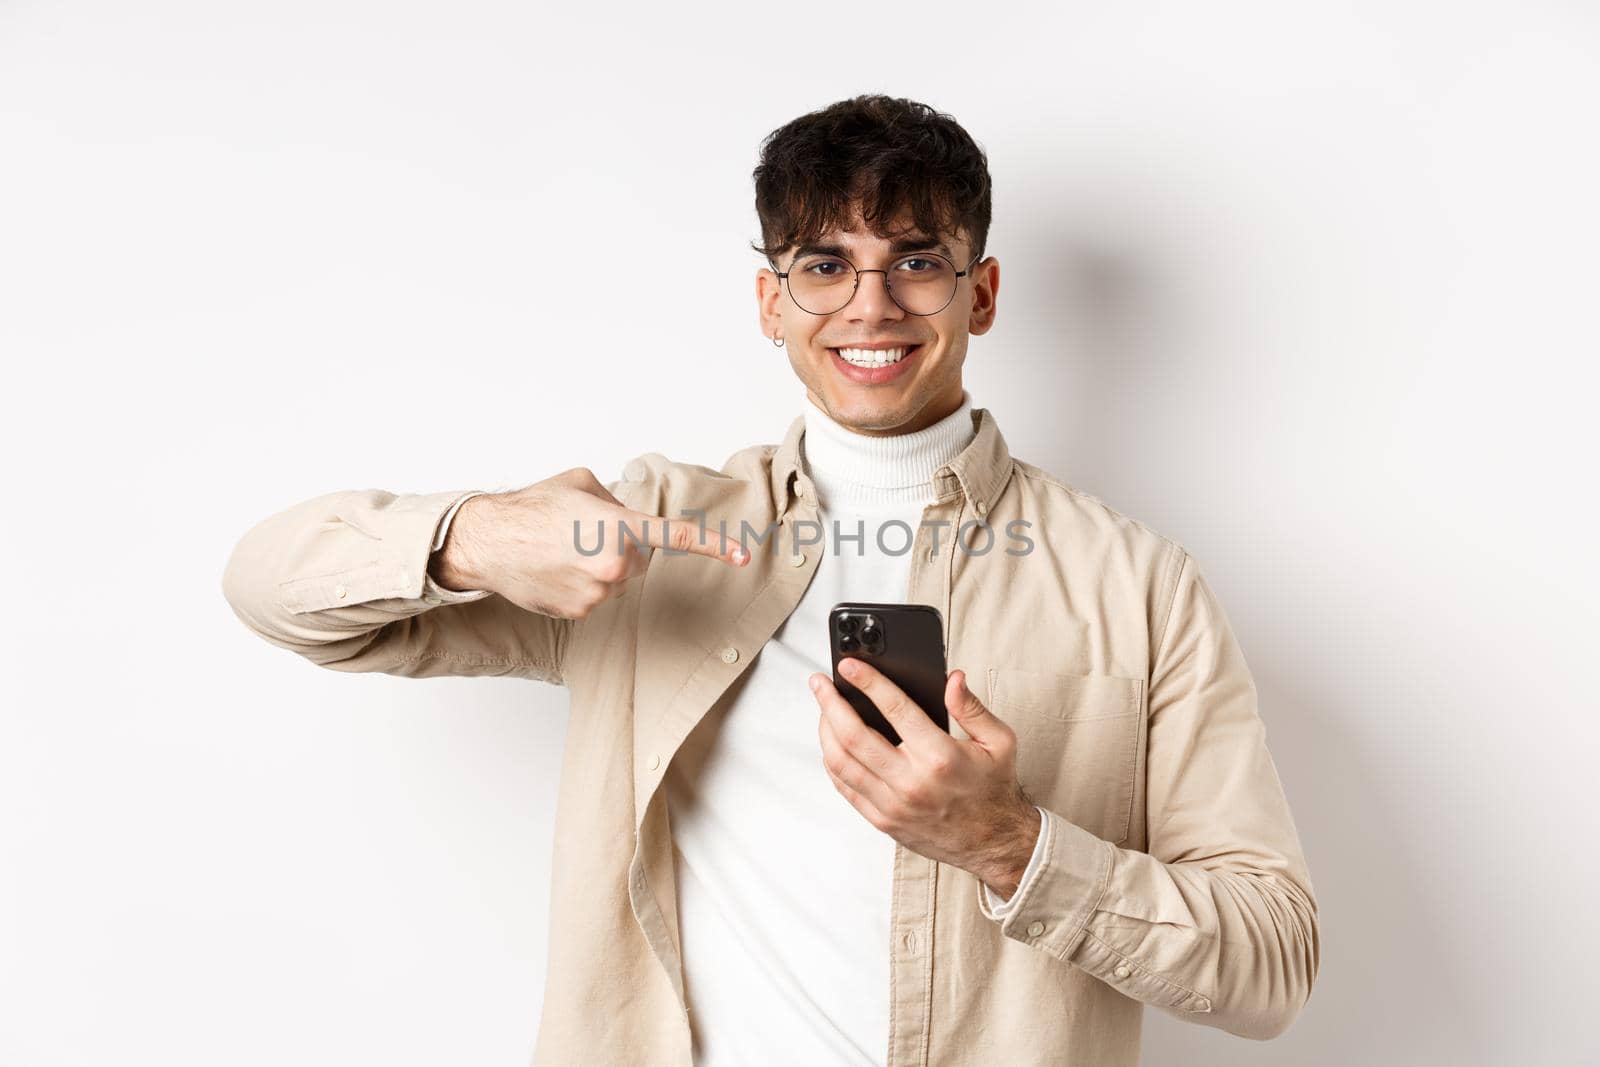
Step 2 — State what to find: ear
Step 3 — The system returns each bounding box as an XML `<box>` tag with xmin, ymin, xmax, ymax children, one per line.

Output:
<box><xmin>966</xmin><ymin>256</ymin><xmax>999</xmax><ymax>336</ymax></box>
<box><xmin>757</xmin><ymin>266</ymin><xmax>785</xmax><ymax>339</ymax></box>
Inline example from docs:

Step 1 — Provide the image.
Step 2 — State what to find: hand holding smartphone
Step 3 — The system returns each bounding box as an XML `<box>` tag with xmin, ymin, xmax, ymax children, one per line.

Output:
<box><xmin>828</xmin><ymin>601</ymin><xmax>950</xmax><ymax>746</ymax></box>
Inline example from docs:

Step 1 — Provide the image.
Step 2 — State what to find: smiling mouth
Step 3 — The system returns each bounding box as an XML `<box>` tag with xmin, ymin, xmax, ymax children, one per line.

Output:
<box><xmin>828</xmin><ymin>344</ymin><xmax>921</xmax><ymax>368</ymax></box>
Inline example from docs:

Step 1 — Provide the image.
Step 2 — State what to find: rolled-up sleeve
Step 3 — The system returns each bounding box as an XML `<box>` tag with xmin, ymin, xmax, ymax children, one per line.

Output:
<box><xmin>979</xmin><ymin>550</ymin><xmax>1320</xmax><ymax>1040</ymax></box>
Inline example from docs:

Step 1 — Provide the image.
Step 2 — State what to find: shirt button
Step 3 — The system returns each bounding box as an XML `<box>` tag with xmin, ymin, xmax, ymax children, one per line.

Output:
<box><xmin>721</xmin><ymin>646</ymin><xmax>739</xmax><ymax>664</ymax></box>
<box><xmin>1027</xmin><ymin>921</ymin><xmax>1045</xmax><ymax>937</ymax></box>
<box><xmin>647</xmin><ymin>753</ymin><xmax>661</xmax><ymax>771</ymax></box>
<box><xmin>1113</xmin><ymin>963</ymin><xmax>1133</xmax><ymax>979</ymax></box>
<box><xmin>789</xmin><ymin>552</ymin><xmax>806</xmax><ymax>567</ymax></box>
<box><xmin>974</xmin><ymin>499</ymin><xmax>988</xmax><ymax>517</ymax></box>
<box><xmin>334</xmin><ymin>584</ymin><xmax>347</xmax><ymax>599</ymax></box>
<box><xmin>926</xmin><ymin>546</ymin><xmax>937</xmax><ymax>562</ymax></box>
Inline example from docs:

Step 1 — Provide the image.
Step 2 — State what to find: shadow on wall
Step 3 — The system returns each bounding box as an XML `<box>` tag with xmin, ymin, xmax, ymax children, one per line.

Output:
<box><xmin>1025</xmin><ymin>232</ymin><xmax>1488</xmax><ymax>1063</ymax></box>
<box><xmin>1142</xmin><ymin>660</ymin><xmax>1483</xmax><ymax>1064</ymax></box>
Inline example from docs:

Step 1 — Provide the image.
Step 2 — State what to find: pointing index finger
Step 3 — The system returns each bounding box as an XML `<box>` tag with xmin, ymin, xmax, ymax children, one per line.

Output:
<box><xmin>621</xmin><ymin>508</ymin><xmax>749</xmax><ymax>566</ymax></box>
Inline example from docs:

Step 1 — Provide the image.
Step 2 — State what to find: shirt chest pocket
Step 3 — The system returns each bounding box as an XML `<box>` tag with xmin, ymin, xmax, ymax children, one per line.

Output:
<box><xmin>984</xmin><ymin>667</ymin><xmax>1145</xmax><ymax>846</ymax></box>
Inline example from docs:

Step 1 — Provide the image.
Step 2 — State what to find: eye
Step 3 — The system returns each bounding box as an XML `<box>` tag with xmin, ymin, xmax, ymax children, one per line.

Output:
<box><xmin>803</xmin><ymin>259</ymin><xmax>848</xmax><ymax>277</ymax></box>
<box><xmin>895</xmin><ymin>257</ymin><xmax>939</xmax><ymax>273</ymax></box>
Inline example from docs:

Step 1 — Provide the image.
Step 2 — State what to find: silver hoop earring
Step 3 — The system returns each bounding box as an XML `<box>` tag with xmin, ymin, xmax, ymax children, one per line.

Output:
<box><xmin>771</xmin><ymin>335</ymin><xmax>785</xmax><ymax>348</ymax></box>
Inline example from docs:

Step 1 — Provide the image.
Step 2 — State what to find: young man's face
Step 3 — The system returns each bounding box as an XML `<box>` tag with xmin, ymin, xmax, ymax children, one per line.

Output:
<box><xmin>757</xmin><ymin>208</ymin><xmax>998</xmax><ymax>436</ymax></box>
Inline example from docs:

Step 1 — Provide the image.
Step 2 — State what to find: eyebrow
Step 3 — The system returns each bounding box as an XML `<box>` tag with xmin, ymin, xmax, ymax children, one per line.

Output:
<box><xmin>790</xmin><ymin>235</ymin><xmax>955</xmax><ymax>263</ymax></box>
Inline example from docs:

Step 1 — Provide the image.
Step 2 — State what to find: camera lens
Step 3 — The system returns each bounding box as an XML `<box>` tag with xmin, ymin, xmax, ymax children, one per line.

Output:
<box><xmin>839</xmin><ymin>617</ymin><xmax>858</xmax><ymax>635</ymax></box>
<box><xmin>840</xmin><ymin>635</ymin><xmax>858</xmax><ymax>652</ymax></box>
<box><xmin>859</xmin><ymin>626</ymin><xmax>879</xmax><ymax>644</ymax></box>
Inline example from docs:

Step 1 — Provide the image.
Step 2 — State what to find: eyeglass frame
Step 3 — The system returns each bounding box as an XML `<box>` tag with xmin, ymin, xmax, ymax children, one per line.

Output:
<box><xmin>771</xmin><ymin>247</ymin><xmax>984</xmax><ymax>317</ymax></box>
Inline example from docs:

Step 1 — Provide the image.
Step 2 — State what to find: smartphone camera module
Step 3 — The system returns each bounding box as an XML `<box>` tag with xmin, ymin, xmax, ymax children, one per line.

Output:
<box><xmin>837</xmin><ymin>611</ymin><xmax>885</xmax><ymax>657</ymax></box>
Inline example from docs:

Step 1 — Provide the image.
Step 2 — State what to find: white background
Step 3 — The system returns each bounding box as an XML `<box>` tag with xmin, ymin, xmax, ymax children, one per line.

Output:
<box><xmin>3</xmin><ymin>2</ymin><xmax>1596</xmax><ymax>1064</ymax></box>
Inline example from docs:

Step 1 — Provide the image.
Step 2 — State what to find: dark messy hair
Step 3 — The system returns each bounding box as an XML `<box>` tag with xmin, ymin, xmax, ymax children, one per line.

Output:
<box><xmin>750</xmin><ymin>94</ymin><xmax>992</xmax><ymax>269</ymax></box>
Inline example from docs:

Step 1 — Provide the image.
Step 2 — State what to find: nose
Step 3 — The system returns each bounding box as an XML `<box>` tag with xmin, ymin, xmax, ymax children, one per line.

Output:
<box><xmin>842</xmin><ymin>269</ymin><xmax>908</xmax><ymax>321</ymax></box>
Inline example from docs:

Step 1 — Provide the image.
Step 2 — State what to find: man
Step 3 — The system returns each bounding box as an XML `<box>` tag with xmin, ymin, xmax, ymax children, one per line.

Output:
<box><xmin>222</xmin><ymin>94</ymin><xmax>1318</xmax><ymax>1065</ymax></box>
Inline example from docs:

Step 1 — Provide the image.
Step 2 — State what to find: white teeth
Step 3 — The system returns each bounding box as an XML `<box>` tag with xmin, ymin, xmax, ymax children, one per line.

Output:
<box><xmin>835</xmin><ymin>346</ymin><xmax>912</xmax><ymax>367</ymax></box>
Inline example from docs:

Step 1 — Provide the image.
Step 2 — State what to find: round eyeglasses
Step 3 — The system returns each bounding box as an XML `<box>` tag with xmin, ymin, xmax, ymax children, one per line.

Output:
<box><xmin>774</xmin><ymin>249</ymin><xmax>982</xmax><ymax>317</ymax></box>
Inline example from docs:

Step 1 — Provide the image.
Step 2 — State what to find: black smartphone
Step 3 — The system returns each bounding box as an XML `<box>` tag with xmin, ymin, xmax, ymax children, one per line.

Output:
<box><xmin>828</xmin><ymin>601</ymin><xmax>949</xmax><ymax>746</ymax></box>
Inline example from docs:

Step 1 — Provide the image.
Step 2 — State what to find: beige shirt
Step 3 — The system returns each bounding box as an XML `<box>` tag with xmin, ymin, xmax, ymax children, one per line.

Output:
<box><xmin>221</xmin><ymin>404</ymin><xmax>1319</xmax><ymax>1065</ymax></box>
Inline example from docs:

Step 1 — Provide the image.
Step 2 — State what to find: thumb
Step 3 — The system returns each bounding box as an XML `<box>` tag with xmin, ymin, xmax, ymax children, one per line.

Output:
<box><xmin>946</xmin><ymin>670</ymin><xmax>1004</xmax><ymax>744</ymax></box>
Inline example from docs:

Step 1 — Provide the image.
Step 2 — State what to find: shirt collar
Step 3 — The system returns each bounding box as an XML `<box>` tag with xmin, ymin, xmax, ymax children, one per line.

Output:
<box><xmin>768</xmin><ymin>401</ymin><xmax>1015</xmax><ymax>516</ymax></box>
